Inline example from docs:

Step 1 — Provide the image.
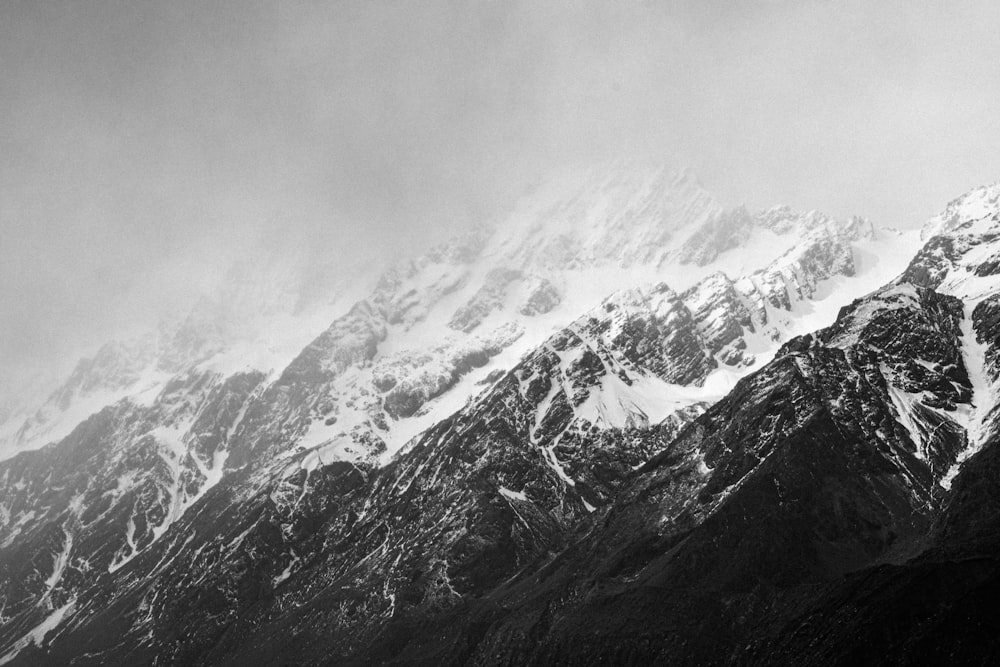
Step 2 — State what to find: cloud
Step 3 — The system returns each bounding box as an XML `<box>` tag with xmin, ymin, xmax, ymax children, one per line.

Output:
<box><xmin>3</xmin><ymin>0</ymin><xmax>1000</xmax><ymax>381</ymax></box>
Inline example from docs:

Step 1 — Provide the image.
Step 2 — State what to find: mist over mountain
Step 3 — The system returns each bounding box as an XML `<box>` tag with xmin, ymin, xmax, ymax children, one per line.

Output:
<box><xmin>6</xmin><ymin>2</ymin><xmax>1000</xmax><ymax>665</ymax></box>
<box><xmin>6</xmin><ymin>0</ymin><xmax>1000</xmax><ymax>389</ymax></box>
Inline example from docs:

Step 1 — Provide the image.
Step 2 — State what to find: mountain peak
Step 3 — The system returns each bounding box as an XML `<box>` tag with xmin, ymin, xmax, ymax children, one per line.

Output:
<box><xmin>922</xmin><ymin>181</ymin><xmax>1000</xmax><ymax>239</ymax></box>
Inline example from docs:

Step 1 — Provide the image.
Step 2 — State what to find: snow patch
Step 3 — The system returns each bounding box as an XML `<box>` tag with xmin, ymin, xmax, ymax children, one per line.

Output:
<box><xmin>941</xmin><ymin>303</ymin><xmax>997</xmax><ymax>489</ymax></box>
<box><xmin>498</xmin><ymin>487</ymin><xmax>528</xmax><ymax>502</ymax></box>
<box><xmin>273</xmin><ymin>550</ymin><xmax>301</xmax><ymax>586</ymax></box>
<box><xmin>0</xmin><ymin>600</ymin><xmax>76</xmax><ymax>665</ymax></box>
<box><xmin>41</xmin><ymin>526</ymin><xmax>73</xmax><ymax>600</ymax></box>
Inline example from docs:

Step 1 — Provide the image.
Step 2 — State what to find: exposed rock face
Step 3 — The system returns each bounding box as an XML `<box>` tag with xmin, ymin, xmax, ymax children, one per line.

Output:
<box><xmin>0</xmin><ymin>165</ymin><xmax>942</xmax><ymax>666</ymax></box>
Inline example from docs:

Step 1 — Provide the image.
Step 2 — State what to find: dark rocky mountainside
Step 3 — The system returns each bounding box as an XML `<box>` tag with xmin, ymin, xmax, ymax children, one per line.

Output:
<box><xmin>5</xmin><ymin>173</ymin><xmax>998</xmax><ymax>666</ymax></box>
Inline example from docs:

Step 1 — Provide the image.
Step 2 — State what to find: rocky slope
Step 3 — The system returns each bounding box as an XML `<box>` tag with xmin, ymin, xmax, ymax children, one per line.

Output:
<box><xmin>0</xmin><ymin>165</ymin><xmax>910</xmax><ymax>466</ymax></box>
<box><xmin>0</xmin><ymin>164</ymin><xmax>935</xmax><ymax>665</ymax></box>
<box><xmin>118</xmin><ymin>181</ymin><xmax>1000</xmax><ymax>667</ymax></box>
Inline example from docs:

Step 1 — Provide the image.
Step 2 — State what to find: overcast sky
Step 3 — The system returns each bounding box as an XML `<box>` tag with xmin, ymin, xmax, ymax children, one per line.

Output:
<box><xmin>3</xmin><ymin>0</ymin><xmax>1000</xmax><ymax>383</ymax></box>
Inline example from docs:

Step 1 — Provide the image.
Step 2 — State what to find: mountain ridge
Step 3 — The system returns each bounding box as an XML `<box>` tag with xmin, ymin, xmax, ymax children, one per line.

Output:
<box><xmin>0</xmin><ymin>164</ymin><xmax>949</xmax><ymax>665</ymax></box>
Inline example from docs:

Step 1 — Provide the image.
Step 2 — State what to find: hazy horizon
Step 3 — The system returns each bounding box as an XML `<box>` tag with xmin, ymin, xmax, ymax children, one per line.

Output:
<box><xmin>4</xmin><ymin>0</ymin><xmax>1000</xmax><ymax>388</ymax></box>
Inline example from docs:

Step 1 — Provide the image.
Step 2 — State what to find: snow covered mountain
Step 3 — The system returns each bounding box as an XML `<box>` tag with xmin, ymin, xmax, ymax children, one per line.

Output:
<box><xmin>0</xmin><ymin>163</ymin><xmax>914</xmax><ymax>475</ymax></box>
<box><xmin>0</xmin><ymin>254</ymin><xmax>359</xmax><ymax>462</ymax></box>
<box><xmin>0</xmin><ymin>163</ymin><xmax>941</xmax><ymax>665</ymax></box>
